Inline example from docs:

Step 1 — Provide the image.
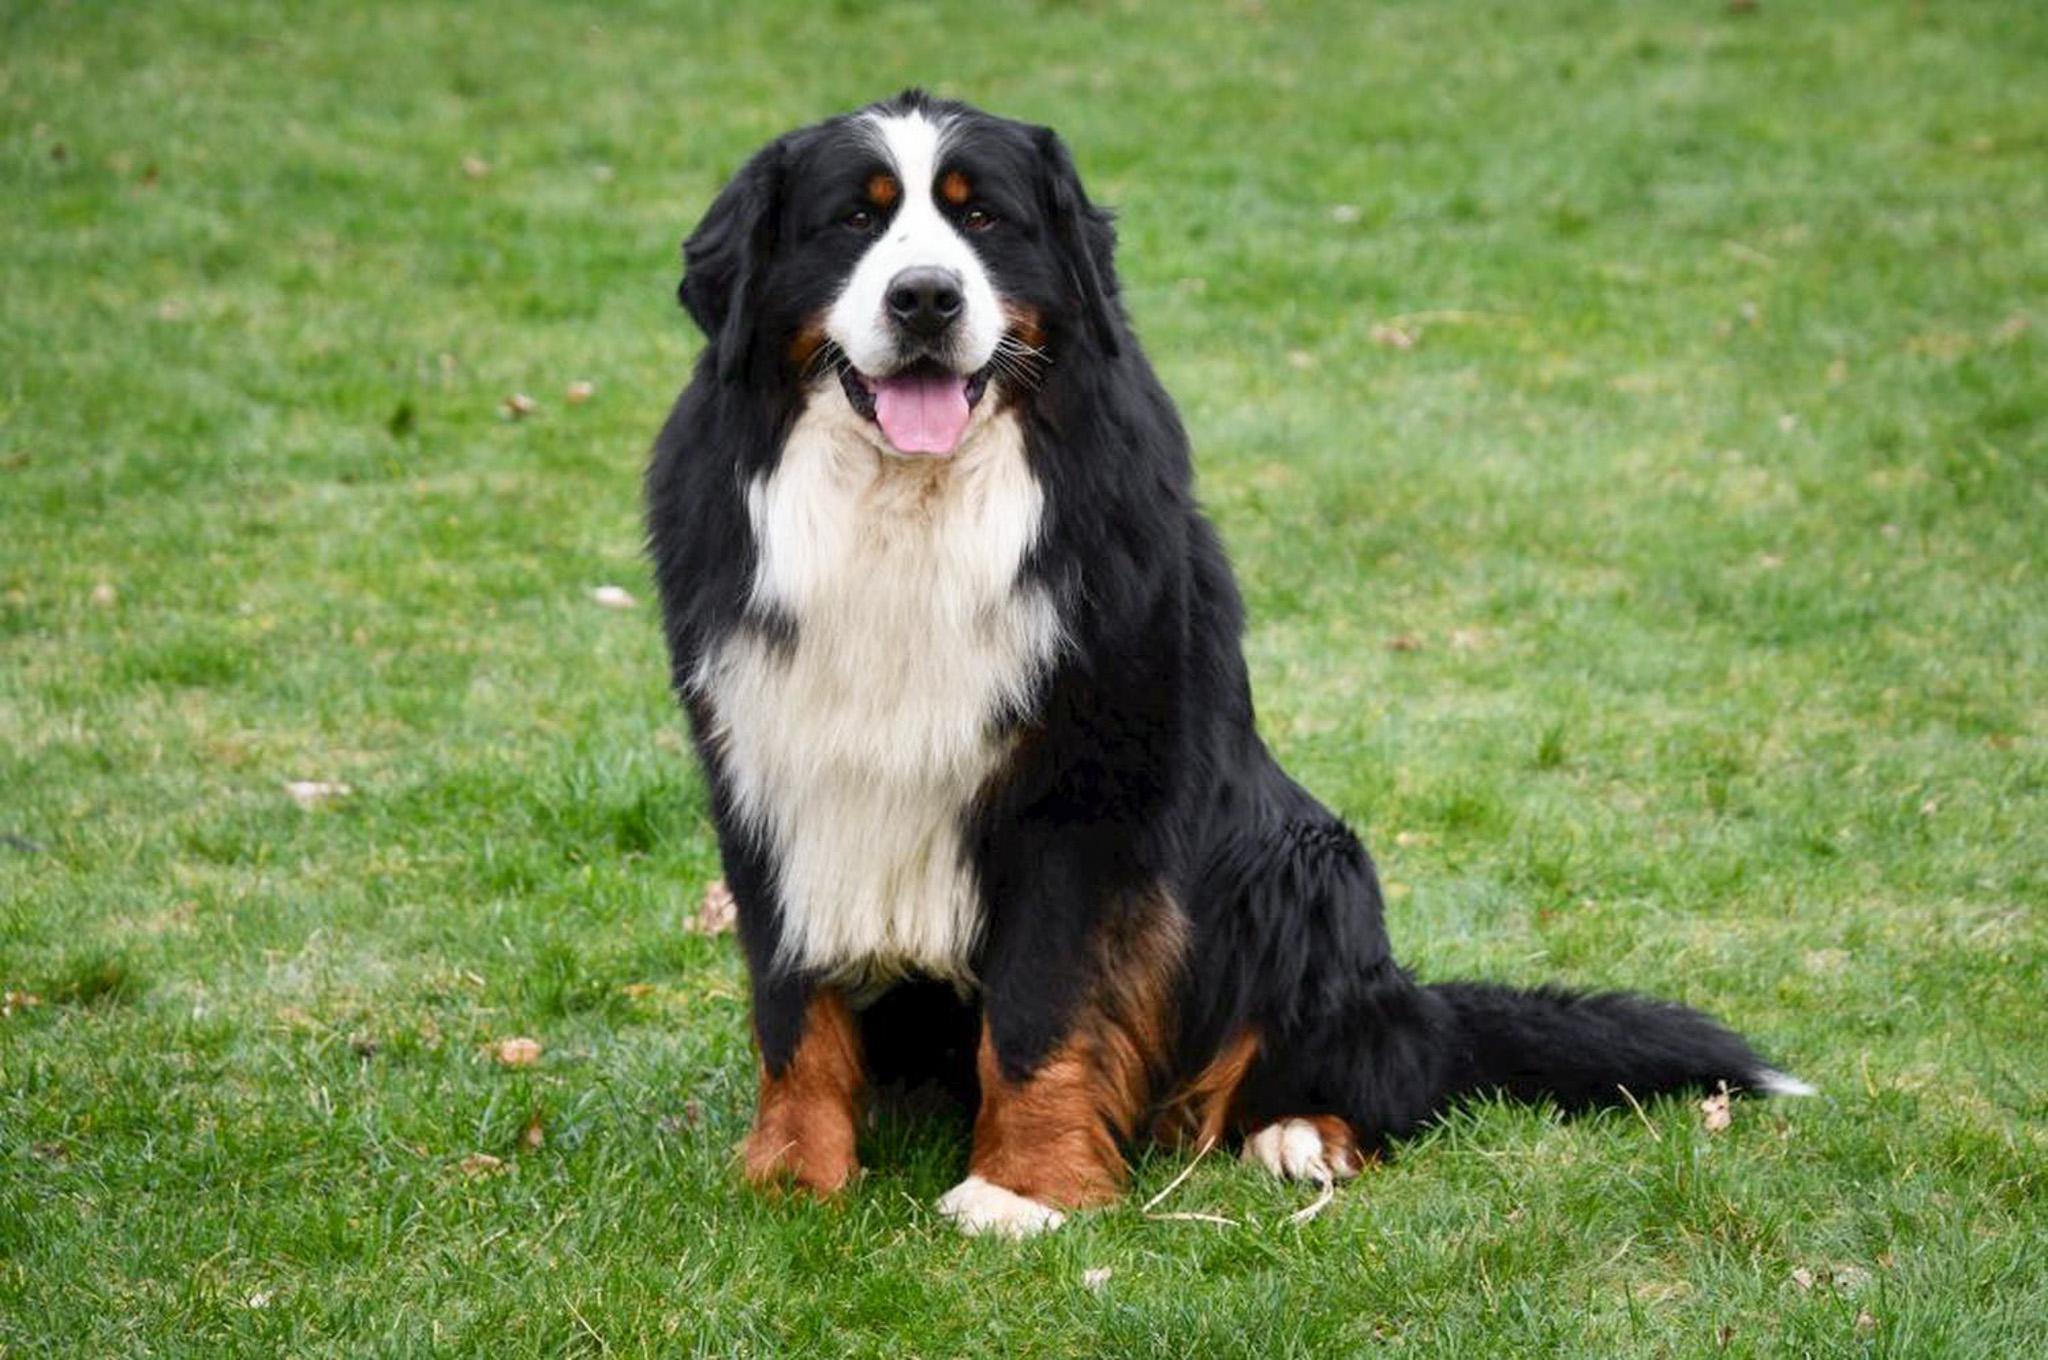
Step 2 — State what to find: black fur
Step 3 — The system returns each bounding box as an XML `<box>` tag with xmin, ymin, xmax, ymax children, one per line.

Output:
<box><xmin>646</xmin><ymin>91</ymin><xmax>1799</xmax><ymax>1169</ymax></box>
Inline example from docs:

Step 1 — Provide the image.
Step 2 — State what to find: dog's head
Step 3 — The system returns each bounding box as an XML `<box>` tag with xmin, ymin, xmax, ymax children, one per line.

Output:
<box><xmin>678</xmin><ymin>90</ymin><xmax>1120</xmax><ymax>456</ymax></box>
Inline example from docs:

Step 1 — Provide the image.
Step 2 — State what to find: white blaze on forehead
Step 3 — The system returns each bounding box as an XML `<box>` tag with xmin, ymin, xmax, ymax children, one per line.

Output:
<box><xmin>825</xmin><ymin>109</ymin><xmax>1005</xmax><ymax>378</ymax></box>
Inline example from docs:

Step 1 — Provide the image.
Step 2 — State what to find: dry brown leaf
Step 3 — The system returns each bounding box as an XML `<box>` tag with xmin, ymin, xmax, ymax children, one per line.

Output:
<box><xmin>502</xmin><ymin>392</ymin><xmax>536</xmax><ymax>419</ymax></box>
<box><xmin>521</xmin><ymin>1112</ymin><xmax>545</xmax><ymax>1151</ymax></box>
<box><xmin>1386</xmin><ymin>634</ymin><xmax>1423</xmax><ymax>653</ymax></box>
<box><xmin>621</xmin><ymin>982</ymin><xmax>655</xmax><ymax>999</ymax></box>
<box><xmin>565</xmin><ymin>380</ymin><xmax>595</xmax><ymax>404</ymax></box>
<box><xmin>693</xmin><ymin>879</ymin><xmax>738</xmax><ymax>935</ymax></box>
<box><xmin>1447</xmin><ymin>627</ymin><xmax>1488</xmax><ymax>653</ymax></box>
<box><xmin>1369</xmin><ymin>322</ymin><xmax>1417</xmax><ymax>350</ymax></box>
<box><xmin>284</xmin><ymin>780</ymin><xmax>352</xmax><ymax>810</ymax></box>
<box><xmin>494</xmin><ymin>1036</ymin><xmax>542</xmax><ymax>1068</ymax></box>
<box><xmin>458</xmin><ymin>1152</ymin><xmax>506</xmax><ymax>1177</ymax></box>
<box><xmin>1699</xmin><ymin>1085</ymin><xmax>1733</xmax><ymax>1133</ymax></box>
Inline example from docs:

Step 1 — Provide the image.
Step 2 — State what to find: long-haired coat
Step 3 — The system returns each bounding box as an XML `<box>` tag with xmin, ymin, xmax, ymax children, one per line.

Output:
<box><xmin>645</xmin><ymin>91</ymin><xmax>1808</xmax><ymax>1237</ymax></box>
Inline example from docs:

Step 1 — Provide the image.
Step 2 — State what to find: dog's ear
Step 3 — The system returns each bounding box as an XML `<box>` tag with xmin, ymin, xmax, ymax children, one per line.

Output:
<box><xmin>679</xmin><ymin>139</ymin><xmax>786</xmax><ymax>383</ymax></box>
<box><xmin>1034</xmin><ymin>128</ymin><xmax>1121</xmax><ymax>358</ymax></box>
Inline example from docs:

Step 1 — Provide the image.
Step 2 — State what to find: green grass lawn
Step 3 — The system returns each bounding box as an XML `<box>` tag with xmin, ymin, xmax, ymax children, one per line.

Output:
<box><xmin>3</xmin><ymin>0</ymin><xmax>2043</xmax><ymax>1354</ymax></box>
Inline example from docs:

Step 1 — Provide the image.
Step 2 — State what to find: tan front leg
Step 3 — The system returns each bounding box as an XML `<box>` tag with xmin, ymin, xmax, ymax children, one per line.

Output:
<box><xmin>742</xmin><ymin>989</ymin><xmax>863</xmax><ymax>1196</ymax></box>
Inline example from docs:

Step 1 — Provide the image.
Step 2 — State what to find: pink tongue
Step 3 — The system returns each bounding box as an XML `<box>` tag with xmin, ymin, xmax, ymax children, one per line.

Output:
<box><xmin>872</xmin><ymin>372</ymin><xmax>971</xmax><ymax>455</ymax></box>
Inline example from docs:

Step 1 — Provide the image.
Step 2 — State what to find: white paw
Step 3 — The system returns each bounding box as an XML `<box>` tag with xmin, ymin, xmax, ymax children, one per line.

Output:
<box><xmin>936</xmin><ymin>1175</ymin><xmax>1066</xmax><ymax>1239</ymax></box>
<box><xmin>1242</xmin><ymin>1119</ymin><xmax>1359</xmax><ymax>1183</ymax></box>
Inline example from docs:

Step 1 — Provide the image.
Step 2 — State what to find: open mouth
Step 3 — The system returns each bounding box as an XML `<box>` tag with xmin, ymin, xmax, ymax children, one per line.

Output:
<box><xmin>840</xmin><ymin>357</ymin><xmax>991</xmax><ymax>457</ymax></box>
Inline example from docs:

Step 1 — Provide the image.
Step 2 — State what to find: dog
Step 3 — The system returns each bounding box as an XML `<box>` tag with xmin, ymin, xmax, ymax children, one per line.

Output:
<box><xmin>644</xmin><ymin>90</ymin><xmax>1810</xmax><ymax>1237</ymax></box>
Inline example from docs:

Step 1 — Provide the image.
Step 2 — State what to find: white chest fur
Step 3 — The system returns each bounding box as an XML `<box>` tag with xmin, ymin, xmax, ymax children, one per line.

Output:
<box><xmin>694</xmin><ymin>400</ymin><xmax>1060</xmax><ymax>983</ymax></box>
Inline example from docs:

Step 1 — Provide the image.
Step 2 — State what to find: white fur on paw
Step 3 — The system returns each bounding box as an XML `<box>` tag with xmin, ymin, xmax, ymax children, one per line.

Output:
<box><xmin>936</xmin><ymin>1175</ymin><xmax>1066</xmax><ymax>1239</ymax></box>
<box><xmin>1243</xmin><ymin>1119</ymin><xmax>1358</xmax><ymax>1183</ymax></box>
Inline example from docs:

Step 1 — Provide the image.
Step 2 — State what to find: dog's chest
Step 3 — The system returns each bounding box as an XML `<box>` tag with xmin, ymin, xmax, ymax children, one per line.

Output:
<box><xmin>696</xmin><ymin>409</ymin><xmax>1059</xmax><ymax>982</ymax></box>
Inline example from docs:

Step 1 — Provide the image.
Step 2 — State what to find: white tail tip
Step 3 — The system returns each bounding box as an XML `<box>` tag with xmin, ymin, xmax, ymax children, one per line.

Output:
<box><xmin>1753</xmin><ymin>1068</ymin><xmax>1817</xmax><ymax>1097</ymax></box>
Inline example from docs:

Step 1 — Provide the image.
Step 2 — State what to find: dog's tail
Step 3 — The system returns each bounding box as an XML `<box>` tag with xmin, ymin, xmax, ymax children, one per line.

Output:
<box><xmin>1425</xmin><ymin>981</ymin><xmax>1814</xmax><ymax>1116</ymax></box>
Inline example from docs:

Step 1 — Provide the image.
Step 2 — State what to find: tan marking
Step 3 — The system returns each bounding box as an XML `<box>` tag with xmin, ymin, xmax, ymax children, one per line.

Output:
<box><xmin>1002</xmin><ymin>301</ymin><xmax>1046</xmax><ymax>351</ymax></box>
<box><xmin>742</xmin><ymin>989</ymin><xmax>863</xmax><ymax>1196</ymax></box>
<box><xmin>786</xmin><ymin>318</ymin><xmax>828</xmax><ymax>368</ymax></box>
<box><xmin>1151</xmin><ymin>1028</ymin><xmax>1261</xmax><ymax>1150</ymax></box>
<box><xmin>866</xmin><ymin>172</ymin><xmax>899</xmax><ymax>208</ymax></box>
<box><xmin>965</xmin><ymin>890</ymin><xmax>1187</xmax><ymax>1209</ymax></box>
<box><xmin>939</xmin><ymin>170</ymin><xmax>971</xmax><ymax>206</ymax></box>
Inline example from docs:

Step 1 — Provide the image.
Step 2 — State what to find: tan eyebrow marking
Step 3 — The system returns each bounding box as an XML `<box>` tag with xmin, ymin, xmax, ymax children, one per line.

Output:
<box><xmin>939</xmin><ymin>170</ymin><xmax>972</xmax><ymax>206</ymax></box>
<box><xmin>866</xmin><ymin>173</ymin><xmax>899</xmax><ymax>208</ymax></box>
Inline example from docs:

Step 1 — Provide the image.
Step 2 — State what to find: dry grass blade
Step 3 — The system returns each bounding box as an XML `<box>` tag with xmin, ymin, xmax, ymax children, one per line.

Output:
<box><xmin>1139</xmin><ymin>1136</ymin><xmax>1216</xmax><ymax>1214</ymax></box>
<box><xmin>1287</xmin><ymin>1169</ymin><xmax>1337</xmax><ymax>1225</ymax></box>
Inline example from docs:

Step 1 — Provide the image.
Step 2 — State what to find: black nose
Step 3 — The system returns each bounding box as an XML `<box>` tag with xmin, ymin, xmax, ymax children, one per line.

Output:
<box><xmin>885</xmin><ymin>267</ymin><xmax>964</xmax><ymax>339</ymax></box>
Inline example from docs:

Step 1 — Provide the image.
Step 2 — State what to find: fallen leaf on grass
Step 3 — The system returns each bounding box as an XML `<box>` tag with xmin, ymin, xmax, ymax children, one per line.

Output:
<box><xmin>1369</xmin><ymin>322</ymin><xmax>1417</xmax><ymax>350</ymax></box>
<box><xmin>1385</xmin><ymin>634</ymin><xmax>1424</xmax><ymax>653</ymax></box>
<box><xmin>1855</xmin><ymin>1310</ymin><xmax>1877</xmax><ymax>1334</ymax></box>
<box><xmin>1790</xmin><ymin>1263</ymin><xmax>1876</xmax><ymax>1295</ymax></box>
<box><xmin>521</xmin><ymin>1112</ymin><xmax>545</xmax><ymax>1151</ymax></box>
<box><xmin>590</xmin><ymin>584</ymin><xmax>636</xmax><ymax>609</ymax></box>
<box><xmin>462</xmin><ymin>155</ymin><xmax>490</xmax><ymax>179</ymax></box>
<box><xmin>693</xmin><ymin>880</ymin><xmax>737</xmax><ymax>935</ymax></box>
<box><xmin>458</xmin><ymin>1152</ymin><xmax>506</xmax><ymax>1177</ymax></box>
<box><xmin>565</xmin><ymin>380</ymin><xmax>595</xmax><ymax>404</ymax></box>
<box><xmin>621</xmin><ymin>982</ymin><xmax>655</xmax><ymax>999</ymax></box>
<box><xmin>89</xmin><ymin>582</ymin><xmax>117</xmax><ymax>607</ymax></box>
<box><xmin>1629</xmin><ymin>1280</ymin><xmax>1694</xmax><ymax>1304</ymax></box>
<box><xmin>1699</xmin><ymin>1084</ymin><xmax>1733</xmax><ymax>1133</ymax></box>
<box><xmin>3</xmin><ymin>991</ymin><xmax>43</xmax><ymax>1017</ymax></box>
<box><xmin>494</xmin><ymin>1036</ymin><xmax>543</xmax><ymax>1067</ymax></box>
<box><xmin>502</xmin><ymin>392</ymin><xmax>537</xmax><ymax>419</ymax></box>
<box><xmin>284</xmin><ymin>780</ymin><xmax>352</xmax><ymax>810</ymax></box>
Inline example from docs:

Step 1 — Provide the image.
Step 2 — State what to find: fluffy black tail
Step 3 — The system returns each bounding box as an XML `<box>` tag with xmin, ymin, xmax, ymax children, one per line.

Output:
<box><xmin>1429</xmin><ymin>982</ymin><xmax>1813</xmax><ymax>1116</ymax></box>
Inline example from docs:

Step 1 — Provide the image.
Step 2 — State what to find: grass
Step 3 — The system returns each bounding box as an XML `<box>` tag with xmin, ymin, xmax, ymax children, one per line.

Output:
<box><xmin>2</xmin><ymin>0</ymin><xmax>2042</xmax><ymax>1353</ymax></box>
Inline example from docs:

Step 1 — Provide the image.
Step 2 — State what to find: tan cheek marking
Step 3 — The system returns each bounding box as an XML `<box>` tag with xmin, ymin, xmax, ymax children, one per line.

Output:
<box><xmin>866</xmin><ymin>173</ymin><xmax>899</xmax><ymax>209</ymax></box>
<box><xmin>1002</xmin><ymin>302</ymin><xmax>1047</xmax><ymax>351</ymax></box>
<box><xmin>743</xmin><ymin>989</ymin><xmax>864</xmax><ymax>1196</ymax></box>
<box><xmin>787</xmin><ymin>316</ymin><xmax>828</xmax><ymax>368</ymax></box>
<box><xmin>939</xmin><ymin>170</ymin><xmax>972</xmax><ymax>206</ymax></box>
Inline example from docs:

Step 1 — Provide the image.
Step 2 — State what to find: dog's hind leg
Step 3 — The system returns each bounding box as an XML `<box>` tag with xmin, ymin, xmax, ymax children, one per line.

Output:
<box><xmin>1241</xmin><ymin>1114</ymin><xmax>1370</xmax><ymax>1183</ymax></box>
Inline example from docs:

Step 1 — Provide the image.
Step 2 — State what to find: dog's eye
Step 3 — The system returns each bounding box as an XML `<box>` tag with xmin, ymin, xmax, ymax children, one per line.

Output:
<box><xmin>842</xmin><ymin>208</ymin><xmax>876</xmax><ymax>233</ymax></box>
<box><xmin>962</xmin><ymin>207</ymin><xmax>996</xmax><ymax>232</ymax></box>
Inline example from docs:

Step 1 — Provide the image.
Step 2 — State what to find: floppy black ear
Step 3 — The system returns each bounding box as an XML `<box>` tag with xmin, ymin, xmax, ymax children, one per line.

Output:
<box><xmin>678</xmin><ymin>139</ymin><xmax>785</xmax><ymax>383</ymax></box>
<box><xmin>1034</xmin><ymin>128</ymin><xmax>1122</xmax><ymax>358</ymax></box>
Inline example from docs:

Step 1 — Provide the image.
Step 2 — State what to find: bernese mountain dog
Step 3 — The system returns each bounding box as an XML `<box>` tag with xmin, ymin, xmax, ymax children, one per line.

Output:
<box><xmin>645</xmin><ymin>90</ymin><xmax>1810</xmax><ymax>1237</ymax></box>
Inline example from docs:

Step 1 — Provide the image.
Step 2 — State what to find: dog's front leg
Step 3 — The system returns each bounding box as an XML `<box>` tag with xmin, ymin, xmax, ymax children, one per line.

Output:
<box><xmin>937</xmin><ymin>885</ymin><xmax>1185</xmax><ymax>1237</ymax></box>
<box><xmin>741</xmin><ymin>973</ymin><xmax>864</xmax><ymax>1196</ymax></box>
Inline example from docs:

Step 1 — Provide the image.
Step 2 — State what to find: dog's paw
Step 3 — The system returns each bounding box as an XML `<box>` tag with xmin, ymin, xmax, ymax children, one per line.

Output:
<box><xmin>1242</xmin><ymin>1117</ymin><xmax>1364</xmax><ymax>1183</ymax></box>
<box><xmin>936</xmin><ymin>1175</ymin><xmax>1066</xmax><ymax>1239</ymax></box>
